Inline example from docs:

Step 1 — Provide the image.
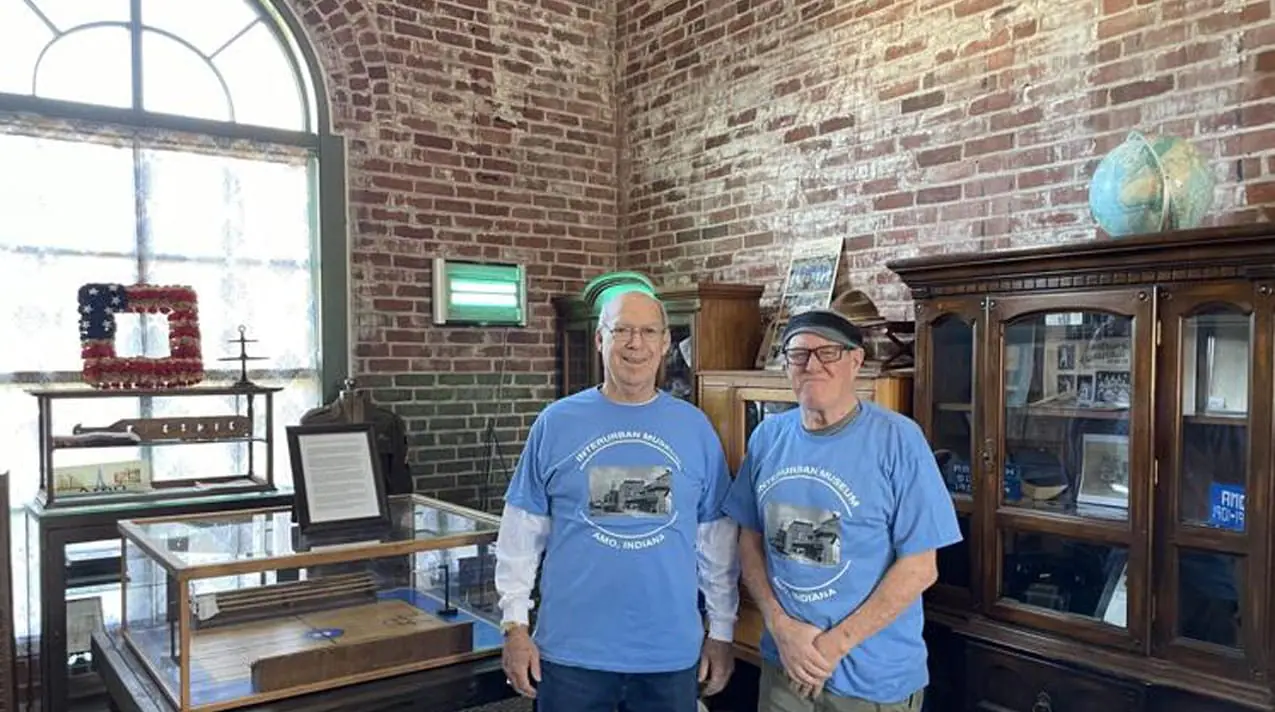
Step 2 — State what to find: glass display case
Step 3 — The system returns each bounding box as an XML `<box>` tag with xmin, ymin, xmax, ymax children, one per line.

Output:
<box><xmin>890</xmin><ymin>225</ymin><xmax>1275</xmax><ymax>711</ymax></box>
<box><xmin>21</xmin><ymin>488</ymin><xmax>292</xmax><ymax>712</ymax></box>
<box><xmin>30</xmin><ymin>384</ymin><xmax>281</xmax><ymax>508</ymax></box>
<box><xmin>117</xmin><ymin>494</ymin><xmax>501</xmax><ymax>712</ymax></box>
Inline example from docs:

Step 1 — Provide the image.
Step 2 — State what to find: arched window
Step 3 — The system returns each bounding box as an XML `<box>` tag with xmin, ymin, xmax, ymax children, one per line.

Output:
<box><xmin>0</xmin><ymin>0</ymin><xmax>346</xmax><ymax>635</ymax></box>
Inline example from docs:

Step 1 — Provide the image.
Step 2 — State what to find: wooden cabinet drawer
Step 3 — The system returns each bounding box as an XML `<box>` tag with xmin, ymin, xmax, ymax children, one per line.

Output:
<box><xmin>966</xmin><ymin>643</ymin><xmax>1144</xmax><ymax>712</ymax></box>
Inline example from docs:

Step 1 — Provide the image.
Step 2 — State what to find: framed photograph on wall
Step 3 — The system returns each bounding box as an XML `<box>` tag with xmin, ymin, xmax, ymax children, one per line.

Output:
<box><xmin>1077</xmin><ymin>433</ymin><xmax>1130</xmax><ymax>508</ymax></box>
<box><xmin>286</xmin><ymin>422</ymin><xmax>391</xmax><ymax>536</ymax></box>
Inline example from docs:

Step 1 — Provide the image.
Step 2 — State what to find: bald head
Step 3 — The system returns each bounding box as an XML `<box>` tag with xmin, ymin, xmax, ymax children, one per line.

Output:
<box><xmin>597</xmin><ymin>290</ymin><xmax>667</xmax><ymax>332</ymax></box>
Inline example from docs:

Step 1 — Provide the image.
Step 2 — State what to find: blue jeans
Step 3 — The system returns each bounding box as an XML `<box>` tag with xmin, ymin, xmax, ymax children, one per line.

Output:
<box><xmin>535</xmin><ymin>659</ymin><xmax>700</xmax><ymax>712</ymax></box>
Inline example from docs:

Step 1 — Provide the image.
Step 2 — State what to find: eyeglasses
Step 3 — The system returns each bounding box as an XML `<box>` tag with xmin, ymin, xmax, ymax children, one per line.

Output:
<box><xmin>783</xmin><ymin>345</ymin><xmax>850</xmax><ymax>367</ymax></box>
<box><xmin>606</xmin><ymin>325</ymin><xmax>666</xmax><ymax>342</ymax></box>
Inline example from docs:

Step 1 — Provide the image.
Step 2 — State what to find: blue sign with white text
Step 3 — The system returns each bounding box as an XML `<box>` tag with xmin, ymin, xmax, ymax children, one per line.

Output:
<box><xmin>1209</xmin><ymin>483</ymin><xmax>1245</xmax><ymax>532</ymax></box>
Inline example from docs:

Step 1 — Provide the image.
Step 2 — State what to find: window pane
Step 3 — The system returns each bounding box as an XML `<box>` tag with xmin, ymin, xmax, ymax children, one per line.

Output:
<box><xmin>144</xmin><ymin>260</ymin><xmax>316</xmax><ymax>371</ymax></box>
<box><xmin>0</xmin><ymin>134</ymin><xmax>137</xmax><ymax>254</ymax></box>
<box><xmin>0</xmin><ymin>386</ymin><xmax>142</xmax><ymax>505</ymax></box>
<box><xmin>235</xmin><ymin>158</ymin><xmax>313</xmax><ymax>263</ymax></box>
<box><xmin>28</xmin><ymin>0</ymin><xmax>130</xmax><ymax>32</ymax></box>
<box><xmin>213</xmin><ymin>21</ymin><xmax>305</xmax><ymax>131</ymax></box>
<box><xmin>141</xmin><ymin>30</ymin><xmax>231</xmax><ymax>122</ymax></box>
<box><xmin>139</xmin><ymin>0</ymin><xmax>258</xmax><ymax>55</ymax></box>
<box><xmin>144</xmin><ymin>148</ymin><xmax>312</xmax><ymax>262</ymax></box>
<box><xmin>35</xmin><ymin>25</ymin><xmax>133</xmax><ymax>109</ymax></box>
<box><xmin>0</xmin><ymin>2</ymin><xmax>53</xmax><ymax>95</ymax></box>
<box><xmin>0</xmin><ymin>252</ymin><xmax>137</xmax><ymax>373</ymax></box>
<box><xmin>230</xmin><ymin>265</ymin><xmax>317</xmax><ymax>370</ymax></box>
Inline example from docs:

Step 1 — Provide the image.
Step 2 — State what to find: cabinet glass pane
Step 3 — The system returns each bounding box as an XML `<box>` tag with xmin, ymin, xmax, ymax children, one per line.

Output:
<box><xmin>66</xmin><ymin>538</ymin><xmax>122</xmax><ymax>696</ymax></box>
<box><xmin>936</xmin><ymin>515</ymin><xmax>971</xmax><ymax>589</ymax></box>
<box><xmin>562</xmin><ymin>327</ymin><xmax>592</xmax><ymax>395</ymax></box>
<box><xmin>663</xmin><ymin>323</ymin><xmax>693</xmax><ymax>401</ymax></box>
<box><xmin>929</xmin><ymin>316</ymin><xmax>975</xmax><ymax>497</ymax></box>
<box><xmin>1001</xmin><ymin>530</ymin><xmax>1128</xmax><ymax>627</ymax></box>
<box><xmin>1178</xmin><ymin>309</ymin><xmax>1249</xmax><ymax>531</ymax></box>
<box><xmin>1178</xmin><ymin>549</ymin><xmax>1243</xmax><ymax>648</ymax></box>
<box><xmin>744</xmin><ymin>400</ymin><xmax>797</xmax><ymax>444</ymax></box>
<box><xmin>1002</xmin><ymin>311</ymin><xmax>1132</xmax><ymax>521</ymax></box>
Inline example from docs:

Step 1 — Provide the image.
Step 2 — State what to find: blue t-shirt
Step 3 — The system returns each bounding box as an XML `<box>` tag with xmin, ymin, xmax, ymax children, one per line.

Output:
<box><xmin>723</xmin><ymin>402</ymin><xmax>961</xmax><ymax>702</ymax></box>
<box><xmin>503</xmin><ymin>387</ymin><xmax>732</xmax><ymax>673</ymax></box>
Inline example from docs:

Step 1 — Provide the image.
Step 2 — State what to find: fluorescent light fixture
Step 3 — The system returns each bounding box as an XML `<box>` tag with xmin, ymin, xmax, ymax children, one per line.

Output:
<box><xmin>432</xmin><ymin>258</ymin><xmax>527</xmax><ymax>326</ymax></box>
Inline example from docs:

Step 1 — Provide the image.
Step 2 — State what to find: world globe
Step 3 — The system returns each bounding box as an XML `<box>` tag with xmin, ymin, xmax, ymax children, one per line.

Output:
<box><xmin>1088</xmin><ymin>131</ymin><xmax>1216</xmax><ymax>237</ymax></box>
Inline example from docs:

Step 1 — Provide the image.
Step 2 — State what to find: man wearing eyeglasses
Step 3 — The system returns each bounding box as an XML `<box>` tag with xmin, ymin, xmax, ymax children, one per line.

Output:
<box><xmin>494</xmin><ymin>288</ymin><xmax>739</xmax><ymax>712</ymax></box>
<box><xmin>723</xmin><ymin>308</ymin><xmax>960</xmax><ymax>712</ymax></box>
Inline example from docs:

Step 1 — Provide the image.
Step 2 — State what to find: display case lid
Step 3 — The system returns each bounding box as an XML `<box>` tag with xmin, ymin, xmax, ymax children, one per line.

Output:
<box><xmin>118</xmin><ymin>494</ymin><xmax>498</xmax><ymax>577</ymax></box>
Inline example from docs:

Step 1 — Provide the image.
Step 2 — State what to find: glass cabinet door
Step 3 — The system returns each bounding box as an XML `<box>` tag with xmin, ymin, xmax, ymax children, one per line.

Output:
<box><xmin>1153</xmin><ymin>283</ymin><xmax>1269</xmax><ymax>682</ymax></box>
<box><xmin>661</xmin><ymin>318</ymin><xmax>695</xmax><ymax>402</ymax></box>
<box><xmin>917</xmin><ymin>301</ymin><xmax>979</xmax><ymax>608</ymax></box>
<box><xmin>737</xmin><ymin>388</ymin><xmax>797</xmax><ymax>448</ymax></box>
<box><xmin>987</xmin><ymin>291</ymin><xmax>1154</xmax><ymax>652</ymax></box>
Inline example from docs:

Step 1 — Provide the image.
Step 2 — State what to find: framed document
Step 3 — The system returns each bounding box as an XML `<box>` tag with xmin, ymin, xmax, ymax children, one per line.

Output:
<box><xmin>286</xmin><ymin>423</ymin><xmax>391</xmax><ymax>536</ymax></box>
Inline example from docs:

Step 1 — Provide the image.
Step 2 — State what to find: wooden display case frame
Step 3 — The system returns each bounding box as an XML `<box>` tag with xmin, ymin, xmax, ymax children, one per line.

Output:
<box><xmin>554</xmin><ymin>282</ymin><xmax>764</xmax><ymax>403</ymax></box>
<box><xmin>117</xmin><ymin>494</ymin><xmax>502</xmax><ymax>712</ymax></box>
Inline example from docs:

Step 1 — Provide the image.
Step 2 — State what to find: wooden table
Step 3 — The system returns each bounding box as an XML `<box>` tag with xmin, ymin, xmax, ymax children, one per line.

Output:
<box><xmin>91</xmin><ymin>629</ymin><xmax>517</xmax><ymax>712</ymax></box>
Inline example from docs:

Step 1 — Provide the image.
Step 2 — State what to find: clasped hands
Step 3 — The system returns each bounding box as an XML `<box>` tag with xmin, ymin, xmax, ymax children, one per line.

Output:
<box><xmin>771</xmin><ymin>613</ymin><xmax>848</xmax><ymax>699</ymax></box>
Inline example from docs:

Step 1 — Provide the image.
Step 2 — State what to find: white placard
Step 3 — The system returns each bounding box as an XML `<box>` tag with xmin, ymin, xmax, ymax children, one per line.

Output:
<box><xmin>296</xmin><ymin>430</ymin><xmax>383</xmax><ymax>524</ymax></box>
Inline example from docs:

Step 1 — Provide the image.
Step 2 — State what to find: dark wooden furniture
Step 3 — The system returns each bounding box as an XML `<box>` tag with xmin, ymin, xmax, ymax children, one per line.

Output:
<box><xmin>555</xmin><ymin>282</ymin><xmax>764</xmax><ymax>403</ymax></box>
<box><xmin>92</xmin><ymin>629</ymin><xmax>516</xmax><ymax>712</ymax></box>
<box><xmin>887</xmin><ymin>224</ymin><xmax>1275</xmax><ymax>712</ymax></box>
<box><xmin>21</xmin><ymin>490</ymin><xmax>291</xmax><ymax>712</ymax></box>
<box><xmin>1</xmin><ymin>473</ymin><xmax>15</xmax><ymax>712</ymax></box>
<box><xmin>696</xmin><ymin>365</ymin><xmax>914</xmax><ymax>665</ymax></box>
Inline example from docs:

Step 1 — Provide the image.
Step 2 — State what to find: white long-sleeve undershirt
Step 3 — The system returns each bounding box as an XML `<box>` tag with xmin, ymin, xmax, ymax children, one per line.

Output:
<box><xmin>493</xmin><ymin>503</ymin><xmax>740</xmax><ymax>642</ymax></box>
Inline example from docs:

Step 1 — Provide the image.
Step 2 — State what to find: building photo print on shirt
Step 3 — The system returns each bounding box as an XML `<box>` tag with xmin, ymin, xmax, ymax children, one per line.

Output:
<box><xmin>765</xmin><ymin>501</ymin><xmax>842</xmax><ymax>567</ymax></box>
<box><xmin>587</xmin><ymin>465</ymin><xmax>673</xmax><ymax>518</ymax></box>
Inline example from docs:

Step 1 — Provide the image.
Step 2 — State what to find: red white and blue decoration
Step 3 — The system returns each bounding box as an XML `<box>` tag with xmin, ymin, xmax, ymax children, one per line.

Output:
<box><xmin>78</xmin><ymin>283</ymin><xmax>204</xmax><ymax>389</ymax></box>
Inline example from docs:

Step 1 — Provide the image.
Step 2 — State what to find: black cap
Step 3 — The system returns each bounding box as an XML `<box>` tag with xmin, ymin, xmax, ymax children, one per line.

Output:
<box><xmin>781</xmin><ymin>309</ymin><xmax>864</xmax><ymax>350</ymax></box>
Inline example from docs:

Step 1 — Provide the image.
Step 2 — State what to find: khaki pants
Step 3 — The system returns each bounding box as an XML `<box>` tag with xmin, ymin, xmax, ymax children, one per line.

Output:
<box><xmin>758</xmin><ymin>661</ymin><xmax>924</xmax><ymax>712</ymax></box>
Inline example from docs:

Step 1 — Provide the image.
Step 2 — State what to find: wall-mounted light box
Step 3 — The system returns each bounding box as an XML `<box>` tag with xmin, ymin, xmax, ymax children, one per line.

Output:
<box><xmin>432</xmin><ymin>258</ymin><xmax>527</xmax><ymax>326</ymax></box>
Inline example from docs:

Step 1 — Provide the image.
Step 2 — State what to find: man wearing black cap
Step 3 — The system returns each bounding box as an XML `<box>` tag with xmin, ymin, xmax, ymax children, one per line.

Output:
<box><xmin>723</xmin><ymin>308</ymin><xmax>961</xmax><ymax>712</ymax></box>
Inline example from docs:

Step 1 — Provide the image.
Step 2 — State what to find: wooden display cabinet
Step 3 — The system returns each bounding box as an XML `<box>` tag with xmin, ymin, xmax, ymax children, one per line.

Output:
<box><xmin>554</xmin><ymin>282</ymin><xmax>764</xmax><ymax>403</ymax></box>
<box><xmin>696</xmin><ymin>364</ymin><xmax>914</xmax><ymax>663</ymax></box>
<box><xmin>887</xmin><ymin>224</ymin><xmax>1275</xmax><ymax>712</ymax></box>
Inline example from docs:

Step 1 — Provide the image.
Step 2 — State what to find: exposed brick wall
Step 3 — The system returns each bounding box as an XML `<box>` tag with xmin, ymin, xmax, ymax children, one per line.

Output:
<box><xmin>617</xmin><ymin>0</ymin><xmax>1275</xmax><ymax>321</ymax></box>
<box><xmin>291</xmin><ymin>0</ymin><xmax>619</xmax><ymax>509</ymax></box>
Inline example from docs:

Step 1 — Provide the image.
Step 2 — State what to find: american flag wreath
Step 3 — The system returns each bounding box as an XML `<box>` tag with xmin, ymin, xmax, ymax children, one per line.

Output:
<box><xmin>77</xmin><ymin>283</ymin><xmax>204</xmax><ymax>389</ymax></box>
